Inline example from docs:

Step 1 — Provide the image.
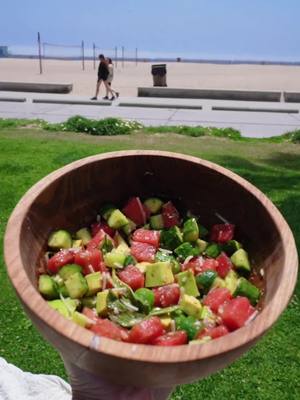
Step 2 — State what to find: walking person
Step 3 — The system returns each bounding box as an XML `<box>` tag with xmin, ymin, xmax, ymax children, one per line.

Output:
<box><xmin>104</xmin><ymin>58</ymin><xmax>119</xmax><ymax>100</ymax></box>
<box><xmin>91</xmin><ymin>54</ymin><xmax>114</xmax><ymax>100</ymax></box>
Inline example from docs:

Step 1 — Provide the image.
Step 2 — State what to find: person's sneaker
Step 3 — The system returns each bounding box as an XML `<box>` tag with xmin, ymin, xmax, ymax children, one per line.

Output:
<box><xmin>90</xmin><ymin>96</ymin><xmax>97</xmax><ymax>100</ymax></box>
<box><xmin>103</xmin><ymin>96</ymin><xmax>109</xmax><ymax>100</ymax></box>
<box><xmin>110</xmin><ymin>96</ymin><xmax>116</xmax><ymax>101</ymax></box>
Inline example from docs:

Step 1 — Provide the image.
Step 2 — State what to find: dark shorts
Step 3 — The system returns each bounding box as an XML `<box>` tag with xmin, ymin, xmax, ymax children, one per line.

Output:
<box><xmin>97</xmin><ymin>74</ymin><xmax>108</xmax><ymax>82</ymax></box>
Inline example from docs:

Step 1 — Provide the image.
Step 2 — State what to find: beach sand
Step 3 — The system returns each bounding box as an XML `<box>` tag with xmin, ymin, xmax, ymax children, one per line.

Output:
<box><xmin>1</xmin><ymin>58</ymin><xmax>300</xmax><ymax>97</ymax></box>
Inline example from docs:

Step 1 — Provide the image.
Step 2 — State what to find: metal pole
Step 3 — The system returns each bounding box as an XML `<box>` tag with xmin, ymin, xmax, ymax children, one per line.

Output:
<box><xmin>81</xmin><ymin>40</ymin><xmax>85</xmax><ymax>71</ymax></box>
<box><xmin>122</xmin><ymin>46</ymin><xmax>124</xmax><ymax>68</ymax></box>
<box><xmin>93</xmin><ymin>43</ymin><xmax>96</xmax><ymax>70</ymax></box>
<box><xmin>135</xmin><ymin>47</ymin><xmax>138</xmax><ymax>66</ymax></box>
<box><xmin>115</xmin><ymin>46</ymin><xmax>118</xmax><ymax>68</ymax></box>
<box><xmin>37</xmin><ymin>32</ymin><xmax>43</xmax><ymax>74</ymax></box>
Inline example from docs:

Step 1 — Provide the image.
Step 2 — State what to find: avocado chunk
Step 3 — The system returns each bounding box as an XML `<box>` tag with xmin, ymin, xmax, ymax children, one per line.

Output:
<box><xmin>59</xmin><ymin>264</ymin><xmax>82</xmax><ymax>281</ymax></box>
<box><xmin>144</xmin><ymin>197</ymin><xmax>163</xmax><ymax>214</ymax></box>
<box><xmin>76</xmin><ymin>228</ymin><xmax>92</xmax><ymax>245</ymax></box>
<box><xmin>104</xmin><ymin>248</ymin><xmax>127</xmax><ymax>268</ymax></box>
<box><xmin>107</xmin><ymin>209</ymin><xmax>129</xmax><ymax>229</ymax></box>
<box><xmin>38</xmin><ymin>275</ymin><xmax>58</xmax><ymax>299</ymax></box>
<box><xmin>155</xmin><ymin>250</ymin><xmax>180</xmax><ymax>274</ymax></box>
<box><xmin>196</xmin><ymin>239</ymin><xmax>208</xmax><ymax>254</ymax></box>
<box><xmin>85</xmin><ymin>272</ymin><xmax>102</xmax><ymax>296</ymax></box>
<box><xmin>47</xmin><ymin>298</ymin><xmax>79</xmax><ymax>318</ymax></box>
<box><xmin>160</xmin><ymin>226</ymin><xmax>183</xmax><ymax>250</ymax></box>
<box><xmin>183</xmin><ymin>218</ymin><xmax>199</xmax><ymax>242</ymax></box>
<box><xmin>196</xmin><ymin>270</ymin><xmax>217</xmax><ymax>291</ymax></box>
<box><xmin>96</xmin><ymin>290</ymin><xmax>109</xmax><ymax>316</ymax></box>
<box><xmin>200</xmin><ymin>305</ymin><xmax>217</xmax><ymax>323</ymax></box>
<box><xmin>224</xmin><ymin>270</ymin><xmax>239</xmax><ymax>294</ymax></box>
<box><xmin>233</xmin><ymin>277</ymin><xmax>260</xmax><ymax>305</ymax></box>
<box><xmin>135</xmin><ymin>261</ymin><xmax>150</xmax><ymax>273</ymax></box>
<box><xmin>175</xmin><ymin>270</ymin><xmax>200</xmax><ymax>297</ymax></box>
<box><xmin>150</xmin><ymin>214</ymin><xmax>164</xmax><ymax>230</ymax></box>
<box><xmin>211</xmin><ymin>276</ymin><xmax>226</xmax><ymax>289</ymax></box>
<box><xmin>174</xmin><ymin>242</ymin><xmax>199</xmax><ymax>261</ymax></box>
<box><xmin>72</xmin><ymin>311</ymin><xmax>93</xmax><ymax>327</ymax></box>
<box><xmin>65</xmin><ymin>272</ymin><xmax>88</xmax><ymax>299</ymax></box>
<box><xmin>159</xmin><ymin>316</ymin><xmax>172</xmax><ymax>329</ymax></box>
<box><xmin>179</xmin><ymin>294</ymin><xmax>202</xmax><ymax>318</ymax></box>
<box><xmin>72</xmin><ymin>239</ymin><xmax>83</xmax><ymax>248</ymax></box>
<box><xmin>145</xmin><ymin>262</ymin><xmax>174</xmax><ymax>287</ymax></box>
<box><xmin>205</xmin><ymin>243</ymin><xmax>221</xmax><ymax>258</ymax></box>
<box><xmin>48</xmin><ymin>230</ymin><xmax>72</xmax><ymax>250</ymax></box>
<box><xmin>231</xmin><ymin>248</ymin><xmax>251</xmax><ymax>272</ymax></box>
<box><xmin>115</xmin><ymin>242</ymin><xmax>131</xmax><ymax>258</ymax></box>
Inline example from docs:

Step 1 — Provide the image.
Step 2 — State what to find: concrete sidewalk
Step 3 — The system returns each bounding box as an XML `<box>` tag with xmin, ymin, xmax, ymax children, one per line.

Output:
<box><xmin>1</xmin><ymin>91</ymin><xmax>300</xmax><ymax>138</ymax></box>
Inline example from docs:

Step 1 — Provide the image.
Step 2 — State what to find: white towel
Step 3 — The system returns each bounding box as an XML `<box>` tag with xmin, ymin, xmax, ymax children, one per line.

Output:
<box><xmin>0</xmin><ymin>357</ymin><xmax>71</xmax><ymax>400</ymax></box>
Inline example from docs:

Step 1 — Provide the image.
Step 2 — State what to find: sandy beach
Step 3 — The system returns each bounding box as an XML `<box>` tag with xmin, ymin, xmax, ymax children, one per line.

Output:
<box><xmin>1</xmin><ymin>58</ymin><xmax>300</xmax><ymax>97</ymax></box>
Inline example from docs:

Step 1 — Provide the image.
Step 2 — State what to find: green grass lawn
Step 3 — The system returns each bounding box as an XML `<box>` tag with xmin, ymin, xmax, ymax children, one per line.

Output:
<box><xmin>0</xmin><ymin>128</ymin><xmax>299</xmax><ymax>399</ymax></box>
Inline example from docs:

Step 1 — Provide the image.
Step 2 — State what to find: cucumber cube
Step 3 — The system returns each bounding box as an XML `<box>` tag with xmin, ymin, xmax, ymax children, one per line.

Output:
<box><xmin>65</xmin><ymin>272</ymin><xmax>88</xmax><ymax>299</ymax></box>
<box><xmin>85</xmin><ymin>272</ymin><xmax>102</xmax><ymax>296</ymax></box>
<box><xmin>160</xmin><ymin>226</ymin><xmax>183</xmax><ymax>250</ymax></box>
<box><xmin>76</xmin><ymin>228</ymin><xmax>92</xmax><ymax>245</ymax></box>
<box><xmin>174</xmin><ymin>242</ymin><xmax>199</xmax><ymax>261</ymax></box>
<box><xmin>183</xmin><ymin>218</ymin><xmax>199</xmax><ymax>242</ymax></box>
<box><xmin>233</xmin><ymin>277</ymin><xmax>260</xmax><ymax>305</ymax></box>
<box><xmin>59</xmin><ymin>264</ymin><xmax>82</xmax><ymax>281</ymax></box>
<box><xmin>150</xmin><ymin>214</ymin><xmax>164</xmax><ymax>230</ymax></box>
<box><xmin>38</xmin><ymin>275</ymin><xmax>58</xmax><ymax>299</ymax></box>
<box><xmin>231</xmin><ymin>249</ymin><xmax>251</xmax><ymax>272</ymax></box>
<box><xmin>205</xmin><ymin>243</ymin><xmax>221</xmax><ymax>258</ymax></box>
<box><xmin>104</xmin><ymin>249</ymin><xmax>126</xmax><ymax>268</ymax></box>
<box><xmin>48</xmin><ymin>230</ymin><xmax>72</xmax><ymax>250</ymax></box>
<box><xmin>144</xmin><ymin>197</ymin><xmax>163</xmax><ymax>214</ymax></box>
<box><xmin>99</xmin><ymin>203</ymin><xmax>116</xmax><ymax>220</ymax></box>
<box><xmin>107</xmin><ymin>209</ymin><xmax>129</xmax><ymax>229</ymax></box>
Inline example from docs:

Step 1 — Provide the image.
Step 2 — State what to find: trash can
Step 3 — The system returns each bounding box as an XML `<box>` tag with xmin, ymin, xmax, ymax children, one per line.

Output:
<box><xmin>151</xmin><ymin>64</ymin><xmax>167</xmax><ymax>87</ymax></box>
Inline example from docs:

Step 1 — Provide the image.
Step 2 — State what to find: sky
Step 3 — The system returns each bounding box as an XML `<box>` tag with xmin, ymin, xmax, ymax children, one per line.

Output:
<box><xmin>1</xmin><ymin>0</ymin><xmax>300</xmax><ymax>61</ymax></box>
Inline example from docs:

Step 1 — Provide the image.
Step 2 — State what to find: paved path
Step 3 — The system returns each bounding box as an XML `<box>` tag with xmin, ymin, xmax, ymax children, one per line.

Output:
<box><xmin>1</xmin><ymin>91</ymin><xmax>300</xmax><ymax>138</ymax></box>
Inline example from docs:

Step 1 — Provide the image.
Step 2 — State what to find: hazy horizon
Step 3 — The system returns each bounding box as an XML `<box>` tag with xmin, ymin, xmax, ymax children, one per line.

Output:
<box><xmin>1</xmin><ymin>1</ymin><xmax>300</xmax><ymax>62</ymax></box>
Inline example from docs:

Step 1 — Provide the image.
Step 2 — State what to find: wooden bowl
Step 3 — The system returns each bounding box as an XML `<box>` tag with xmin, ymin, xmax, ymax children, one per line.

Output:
<box><xmin>4</xmin><ymin>150</ymin><xmax>298</xmax><ymax>388</ymax></box>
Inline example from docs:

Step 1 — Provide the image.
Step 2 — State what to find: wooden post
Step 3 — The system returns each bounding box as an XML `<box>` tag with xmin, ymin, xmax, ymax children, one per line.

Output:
<box><xmin>115</xmin><ymin>46</ymin><xmax>118</xmax><ymax>68</ymax></box>
<box><xmin>93</xmin><ymin>43</ymin><xmax>96</xmax><ymax>70</ymax></box>
<box><xmin>122</xmin><ymin>46</ymin><xmax>124</xmax><ymax>68</ymax></box>
<box><xmin>81</xmin><ymin>40</ymin><xmax>85</xmax><ymax>71</ymax></box>
<box><xmin>37</xmin><ymin>32</ymin><xmax>43</xmax><ymax>74</ymax></box>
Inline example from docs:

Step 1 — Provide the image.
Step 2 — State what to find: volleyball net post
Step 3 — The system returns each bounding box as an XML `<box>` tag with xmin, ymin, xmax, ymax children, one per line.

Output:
<box><xmin>93</xmin><ymin>43</ymin><xmax>96</xmax><ymax>70</ymax></box>
<box><xmin>37</xmin><ymin>32</ymin><xmax>43</xmax><ymax>74</ymax></box>
<box><xmin>81</xmin><ymin>40</ymin><xmax>85</xmax><ymax>71</ymax></box>
<box><xmin>115</xmin><ymin>46</ymin><xmax>118</xmax><ymax>68</ymax></box>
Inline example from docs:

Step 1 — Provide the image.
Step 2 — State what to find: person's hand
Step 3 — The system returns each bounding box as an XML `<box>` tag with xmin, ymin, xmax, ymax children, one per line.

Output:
<box><xmin>63</xmin><ymin>359</ymin><xmax>174</xmax><ymax>400</ymax></box>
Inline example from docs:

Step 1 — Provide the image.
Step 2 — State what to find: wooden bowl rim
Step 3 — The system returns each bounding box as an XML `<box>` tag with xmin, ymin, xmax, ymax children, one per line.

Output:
<box><xmin>4</xmin><ymin>150</ymin><xmax>298</xmax><ymax>363</ymax></box>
